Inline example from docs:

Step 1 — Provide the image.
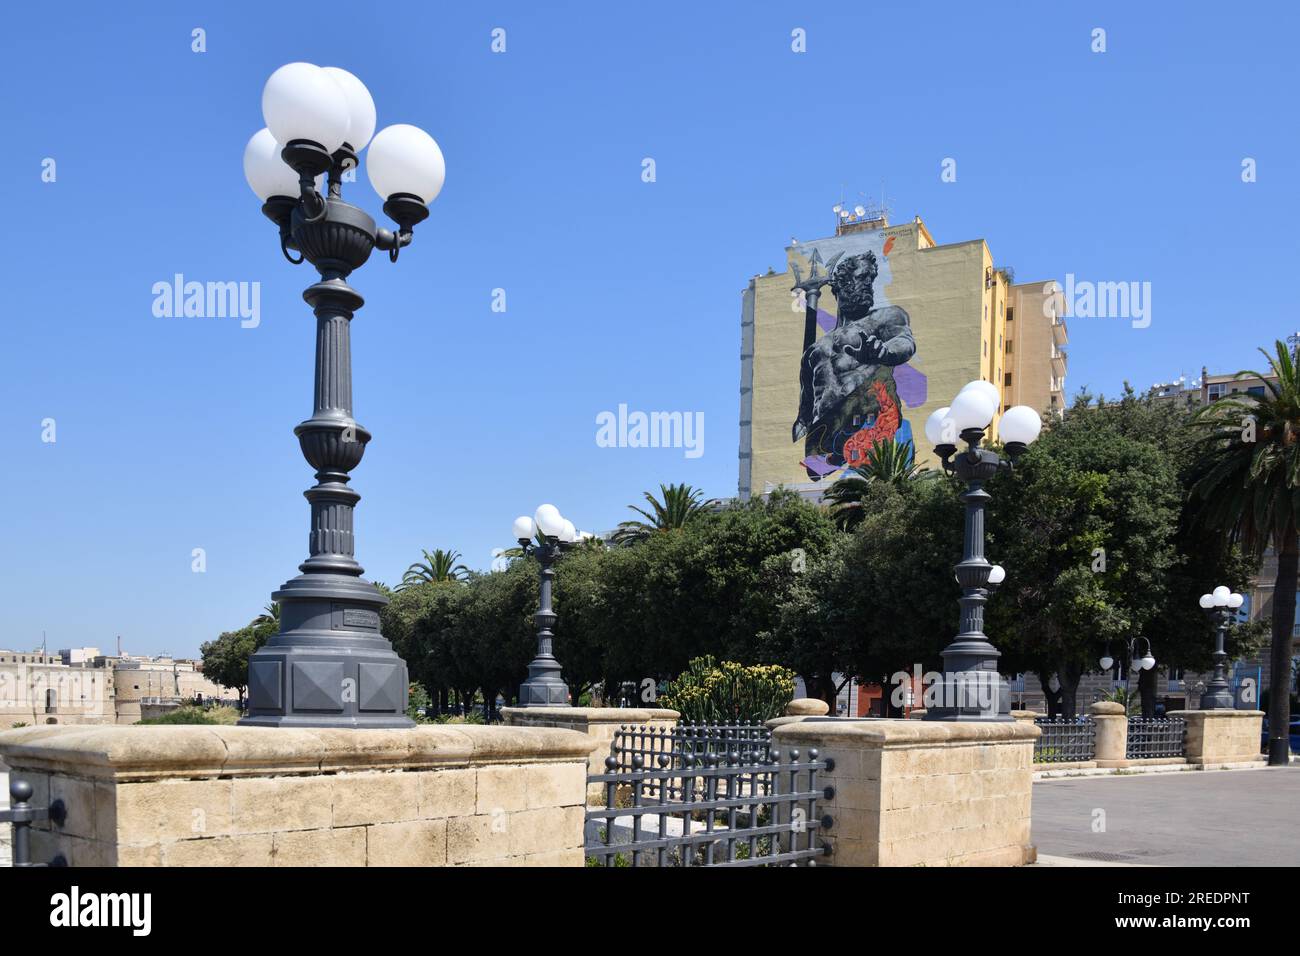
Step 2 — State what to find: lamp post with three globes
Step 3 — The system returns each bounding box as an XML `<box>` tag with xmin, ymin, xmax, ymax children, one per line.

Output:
<box><xmin>512</xmin><ymin>505</ymin><xmax>590</xmax><ymax>707</ymax></box>
<box><xmin>238</xmin><ymin>62</ymin><xmax>446</xmax><ymax>728</ymax></box>
<box><xmin>1198</xmin><ymin>586</ymin><xmax>1244</xmax><ymax>710</ymax></box>
<box><xmin>922</xmin><ymin>380</ymin><xmax>1043</xmax><ymax>721</ymax></box>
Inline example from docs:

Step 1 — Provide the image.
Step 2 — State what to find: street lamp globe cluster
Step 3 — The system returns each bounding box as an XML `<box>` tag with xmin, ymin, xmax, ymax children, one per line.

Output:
<box><xmin>513</xmin><ymin>505</ymin><xmax>591</xmax><ymax>707</ymax></box>
<box><xmin>238</xmin><ymin>63</ymin><xmax>444</xmax><ymax>728</ymax></box>
<box><xmin>1198</xmin><ymin>585</ymin><xmax>1244</xmax><ymax>710</ymax></box>
<box><xmin>923</xmin><ymin>380</ymin><xmax>1042</xmax><ymax>721</ymax></box>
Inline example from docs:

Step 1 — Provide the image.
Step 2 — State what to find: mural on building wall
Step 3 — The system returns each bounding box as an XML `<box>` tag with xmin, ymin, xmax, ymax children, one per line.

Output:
<box><xmin>790</xmin><ymin>239</ymin><xmax>923</xmax><ymax>480</ymax></box>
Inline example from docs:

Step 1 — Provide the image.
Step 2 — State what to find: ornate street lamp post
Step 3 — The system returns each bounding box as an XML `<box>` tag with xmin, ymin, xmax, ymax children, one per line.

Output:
<box><xmin>511</xmin><ymin>505</ymin><xmax>586</xmax><ymax>707</ymax></box>
<box><xmin>1197</xmin><ymin>586</ymin><xmax>1243</xmax><ymax>710</ymax></box>
<box><xmin>923</xmin><ymin>382</ymin><xmax>1042</xmax><ymax>721</ymax></box>
<box><xmin>239</xmin><ymin>63</ymin><xmax>445</xmax><ymax>728</ymax></box>
<box><xmin>1099</xmin><ymin>637</ymin><xmax>1156</xmax><ymax>713</ymax></box>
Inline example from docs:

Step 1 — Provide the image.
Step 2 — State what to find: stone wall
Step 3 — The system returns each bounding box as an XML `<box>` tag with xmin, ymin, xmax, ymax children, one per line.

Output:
<box><xmin>0</xmin><ymin>724</ymin><xmax>597</xmax><ymax>867</ymax></box>
<box><xmin>1171</xmin><ymin>709</ymin><xmax>1265</xmax><ymax>767</ymax></box>
<box><xmin>772</xmin><ymin>717</ymin><xmax>1038</xmax><ymax>867</ymax></box>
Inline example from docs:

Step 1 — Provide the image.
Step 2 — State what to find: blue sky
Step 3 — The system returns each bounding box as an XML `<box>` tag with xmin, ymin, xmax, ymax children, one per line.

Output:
<box><xmin>2</xmin><ymin>0</ymin><xmax>1297</xmax><ymax>656</ymax></box>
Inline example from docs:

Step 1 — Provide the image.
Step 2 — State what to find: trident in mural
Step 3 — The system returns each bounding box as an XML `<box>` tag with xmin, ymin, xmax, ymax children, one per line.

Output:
<box><xmin>790</xmin><ymin>247</ymin><xmax>917</xmax><ymax>479</ymax></box>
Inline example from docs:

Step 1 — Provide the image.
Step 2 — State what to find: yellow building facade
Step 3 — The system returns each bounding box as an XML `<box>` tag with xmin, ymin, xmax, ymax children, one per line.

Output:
<box><xmin>739</xmin><ymin>213</ymin><xmax>1067</xmax><ymax>499</ymax></box>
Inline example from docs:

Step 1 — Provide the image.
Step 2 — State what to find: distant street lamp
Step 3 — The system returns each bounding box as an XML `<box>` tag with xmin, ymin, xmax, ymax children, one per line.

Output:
<box><xmin>923</xmin><ymin>382</ymin><xmax>1042</xmax><ymax>721</ymax></box>
<box><xmin>1099</xmin><ymin>637</ymin><xmax>1157</xmax><ymax>712</ymax></box>
<box><xmin>239</xmin><ymin>63</ymin><xmax>445</xmax><ymax>728</ymax></box>
<box><xmin>512</xmin><ymin>505</ymin><xmax>586</xmax><ymax>707</ymax></box>
<box><xmin>1198</xmin><ymin>586</ymin><xmax>1244</xmax><ymax>710</ymax></box>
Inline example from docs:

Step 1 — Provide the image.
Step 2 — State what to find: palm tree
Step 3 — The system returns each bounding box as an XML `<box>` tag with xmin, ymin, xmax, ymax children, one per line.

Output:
<box><xmin>249</xmin><ymin>603</ymin><xmax>280</xmax><ymax>628</ymax></box>
<box><xmin>822</xmin><ymin>438</ymin><xmax>933</xmax><ymax>530</ymax></box>
<box><xmin>1190</xmin><ymin>340</ymin><xmax>1298</xmax><ymax>765</ymax></box>
<box><xmin>398</xmin><ymin>548</ymin><xmax>470</xmax><ymax>589</ymax></box>
<box><xmin>610</xmin><ymin>483</ymin><xmax>715</xmax><ymax>546</ymax></box>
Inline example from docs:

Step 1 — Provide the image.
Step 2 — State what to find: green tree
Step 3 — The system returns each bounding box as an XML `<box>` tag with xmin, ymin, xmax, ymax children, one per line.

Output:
<box><xmin>821</xmin><ymin>438</ymin><xmax>935</xmax><ymax>531</ymax></box>
<box><xmin>1190</xmin><ymin>341</ymin><xmax>1300</xmax><ymax>765</ymax></box>
<box><xmin>610</xmin><ymin>483</ymin><xmax>715</xmax><ymax>546</ymax></box>
<box><xmin>249</xmin><ymin>602</ymin><xmax>280</xmax><ymax>628</ymax></box>
<box><xmin>199</xmin><ymin>621</ymin><xmax>273</xmax><ymax>703</ymax></box>
<box><xmin>598</xmin><ymin>489</ymin><xmax>838</xmax><ymax>693</ymax></box>
<box><xmin>763</xmin><ymin>480</ymin><xmax>962</xmax><ymax>708</ymax></box>
<box><xmin>399</xmin><ymin>549</ymin><xmax>469</xmax><ymax>589</ymax></box>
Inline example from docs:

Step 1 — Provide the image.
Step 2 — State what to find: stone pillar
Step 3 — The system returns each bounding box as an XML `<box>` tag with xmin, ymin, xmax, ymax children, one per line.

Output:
<box><xmin>1169</xmin><ymin>709</ymin><xmax>1265</xmax><ymax>767</ymax></box>
<box><xmin>1090</xmin><ymin>701</ymin><xmax>1128</xmax><ymax>767</ymax></box>
<box><xmin>0</xmin><ymin>724</ymin><xmax>597</xmax><ymax>867</ymax></box>
<box><xmin>772</xmin><ymin>717</ymin><xmax>1038</xmax><ymax>867</ymax></box>
<box><xmin>501</xmin><ymin>706</ymin><xmax>679</xmax><ymax>802</ymax></box>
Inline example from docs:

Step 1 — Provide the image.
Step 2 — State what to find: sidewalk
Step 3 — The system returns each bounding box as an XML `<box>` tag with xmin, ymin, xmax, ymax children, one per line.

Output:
<box><xmin>1031</xmin><ymin>765</ymin><xmax>1300</xmax><ymax>866</ymax></box>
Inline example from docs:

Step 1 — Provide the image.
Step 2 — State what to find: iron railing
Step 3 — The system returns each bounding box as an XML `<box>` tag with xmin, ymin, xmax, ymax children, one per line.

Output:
<box><xmin>1126</xmin><ymin>716</ymin><xmax>1186</xmax><ymax>759</ymax></box>
<box><xmin>610</xmin><ymin>722</ymin><xmax>772</xmax><ymax>772</ymax></box>
<box><xmin>609</xmin><ymin>722</ymin><xmax>774</xmax><ymax>802</ymax></box>
<box><xmin>586</xmin><ymin>744</ymin><xmax>833</xmax><ymax>867</ymax></box>
<box><xmin>1033</xmin><ymin>717</ymin><xmax>1097</xmax><ymax>763</ymax></box>
<box><xmin>0</xmin><ymin>777</ymin><xmax>66</xmax><ymax>867</ymax></box>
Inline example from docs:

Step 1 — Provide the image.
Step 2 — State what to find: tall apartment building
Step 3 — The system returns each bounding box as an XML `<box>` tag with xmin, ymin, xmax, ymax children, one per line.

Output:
<box><xmin>739</xmin><ymin>209</ymin><xmax>1067</xmax><ymax>500</ymax></box>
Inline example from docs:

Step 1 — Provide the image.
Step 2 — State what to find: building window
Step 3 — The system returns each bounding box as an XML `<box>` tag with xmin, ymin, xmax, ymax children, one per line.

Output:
<box><xmin>1207</xmin><ymin>383</ymin><xmax>1227</xmax><ymax>400</ymax></box>
<box><xmin>998</xmin><ymin>334</ymin><xmax>1003</xmax><ymax>350</ymax></box>
<box><xmin>1006</xmin><ymin>339</ymin><xmax>1014</xmax><ymax>354</ymax></box>
<box><xmin>1247</xmin><ymin>385</ymin><xmax>1266</xmax><ymax>397</ymax></box>
<box><xmin>983</xmin><ymin>340</ymin><xmax>987</xmax><ymax>356</ymax></box>
<box><xmin>1004</xmin><ymin>373</ymin><xmax>1013</xmax><ymax>386</ymax></box>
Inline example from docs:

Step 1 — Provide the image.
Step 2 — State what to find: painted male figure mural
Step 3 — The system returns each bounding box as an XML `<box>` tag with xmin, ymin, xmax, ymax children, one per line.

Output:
<box><xmin>792</xmin><ymin>249</ymin><xmax>916</xmax><ymax>479</ymax></box>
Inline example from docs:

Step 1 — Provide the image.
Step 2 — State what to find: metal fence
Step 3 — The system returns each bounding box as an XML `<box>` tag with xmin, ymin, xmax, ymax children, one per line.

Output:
<box><xmin>1126</xmin><ymin>716</ymin><xmax>1186</xmax><ymax>759</ymax></box>
<box><xmin>0</xmin><ymin>778</ymin><xmax>66</xmax><ymax>867</ymax></box>
<box><xmin>609</xmin><ymin>722</ymin><xmax>772</xmax><ymax>772</ymax></box>
<box><xmin>609</xmin><ymin>722</ymin><xmax>773</xmax><ymax>801</ymax></box>
<box><xmin>588</xmin><ymin>723</ymin><xmax>831</xmax><ymax>866</ymax></box>
<box><xmin>1033</xmin><ymin>717</ymin><xmax>1097</xmax><ymax>763</ymax></box>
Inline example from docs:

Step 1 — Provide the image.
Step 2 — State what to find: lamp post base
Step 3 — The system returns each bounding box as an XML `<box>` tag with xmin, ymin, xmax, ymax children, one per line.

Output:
<box><xmin>1198</xmin><ymin>686</ymin><xmax>1236</xmax><ymax>710</ymax></box>
<box><xmin>240</xmin><ymin>574</ymin><xmax>414</xmax><ymax>729</ymax></box>
<box><xmin>517</xmin><ymin>654</ymin><xmax>570</xmax><ymax>708</ymax></box>
<box><xmin>923</xmin><ymin>639</ymin><xmax>1012</xmax><ymax>722</ymax></box>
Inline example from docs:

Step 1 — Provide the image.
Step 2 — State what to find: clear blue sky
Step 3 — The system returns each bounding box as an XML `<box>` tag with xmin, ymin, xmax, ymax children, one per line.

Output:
<box><xmin>2</xmin><ymin>1</ymin><xmax>1296</xmax><ymax>657</ymax></box>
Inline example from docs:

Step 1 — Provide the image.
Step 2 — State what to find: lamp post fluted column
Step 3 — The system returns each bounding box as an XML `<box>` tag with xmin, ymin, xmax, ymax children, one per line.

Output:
<box><xmin>1201</xmin><ymin>612</ymin><xmax>1234</xmax><ymax>709</ymax></box>
<box><xmin>242</xmin><ymin>203</ymin><xmax>414</xmax><ymax>729</ymax></box>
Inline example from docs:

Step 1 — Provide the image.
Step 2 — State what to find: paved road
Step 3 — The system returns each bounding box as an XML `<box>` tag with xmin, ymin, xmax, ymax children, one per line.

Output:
<box><xmin>1032</xmin><ymin>767</ymin><xmax>1300</xmax><ymax>866</ymax></box>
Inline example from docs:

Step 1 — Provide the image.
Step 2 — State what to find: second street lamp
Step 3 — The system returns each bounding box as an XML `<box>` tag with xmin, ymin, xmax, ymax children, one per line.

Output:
<box><xmin>239</xmin><ymin>62</ymin><xmax>445</xmax><ymax>728</ymax></box>
<box><xmin>1198</xmin><ymin>586</ymin><xmax>1244</xmax><ymax>710</ymax></box>
<box><xmin>923</xmin><ymin>381</ymin><xmax>1042</xmax><ymax>721</ymax></box>
<box><xmin>513</xmin><ymin>505</ymin><xmax>585</xmax><ymax>707</ymax></box>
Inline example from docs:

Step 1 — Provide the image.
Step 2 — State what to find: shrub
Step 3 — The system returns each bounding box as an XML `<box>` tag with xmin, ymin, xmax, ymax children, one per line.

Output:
<box><xmin>407</xmin><ymin>682</ymin><xmax>432</xmax><ymax>722</ymax></box>
<box><xmin>139</xmin><ymin>705</ymin><xmax>240</xmax><ymax>725</ymax></box>
<box><xmin>659</xmin><ymin>656</ymin><xmax>795</xmax><ymax>723</ymax></box>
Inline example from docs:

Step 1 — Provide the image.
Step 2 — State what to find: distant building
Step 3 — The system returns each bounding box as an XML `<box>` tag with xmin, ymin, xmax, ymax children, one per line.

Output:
<box><xmin>0</xmin><ymin>649</ymin><xmax>235</xmax><ymax>728</ymax></box>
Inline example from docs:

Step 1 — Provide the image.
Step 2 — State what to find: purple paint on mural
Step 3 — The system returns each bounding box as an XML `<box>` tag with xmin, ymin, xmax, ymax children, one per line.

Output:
<box><xmin>895</xmin><ymin>364</ymin><xmax>927</xmax><ymax>407</ymax></box>
<box><xmin>801</xmin><ymin>455</ymin><xmax>840</xmax><ymax>477</ymax></box>
<box><xmin>817</xmin><ymin>307</ymin><xmax>836</xmax><ymax>333</ymax></box>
